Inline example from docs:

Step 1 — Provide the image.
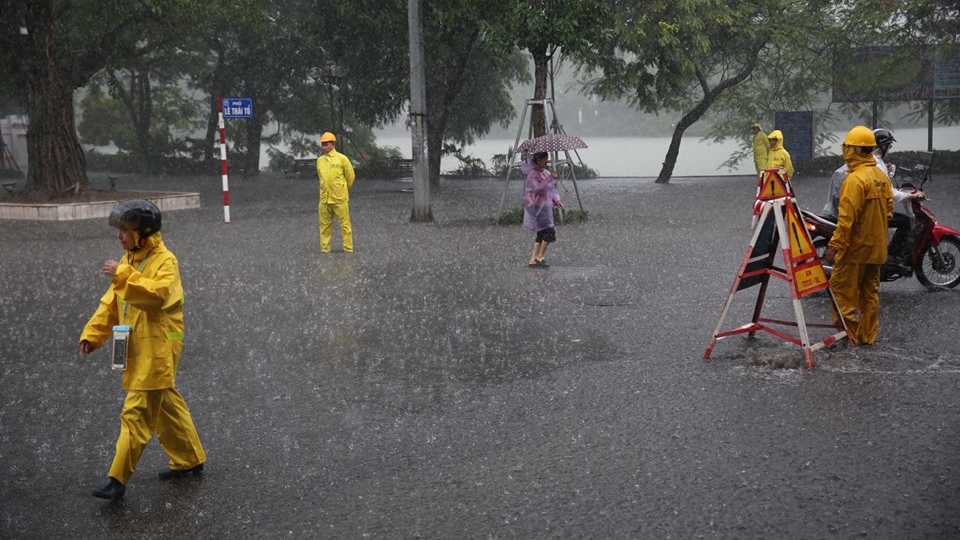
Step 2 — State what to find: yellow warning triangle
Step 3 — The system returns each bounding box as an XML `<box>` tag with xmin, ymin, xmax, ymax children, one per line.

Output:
<box><xmin>786</xmin><ymin>205</ymin><xmax>816</xmax><ymax>260</ymax></box>
<box><xmin>757</xmin><ymin>169</ymin><xmax>790</xmax><ymax>200</ymax></box>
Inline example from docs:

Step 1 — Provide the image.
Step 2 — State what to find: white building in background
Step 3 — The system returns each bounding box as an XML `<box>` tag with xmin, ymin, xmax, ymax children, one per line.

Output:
<box><xmin>1</xmin><ymin>115</ymin><xmax>28</xmax><ymax>172</ymax></box>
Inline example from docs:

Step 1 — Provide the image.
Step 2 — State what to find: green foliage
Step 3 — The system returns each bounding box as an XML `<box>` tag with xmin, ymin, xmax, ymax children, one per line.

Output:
<box><xmin>353</xmin><ymin>145</ymin><xmax>405</xmax><ymax>177</ymax></box>
<box><xmin>77</xmin><ymin>71</ymin><xmax>205</xmax><ymax>167</ymax></box>
<box><xmin>77</xmin><ymin>86</ymin><xmax>131</xmax><ymax>147</ymax></box>
<box><xmin>796</xmin><ymin>150</ymin><xmax>960</xmax><ymax>178</ymax></box>
<box><xmin>265</xmin><ymin>148</ymin><xmax>294</xmax><ymax>173</ymax></box>
<box><xmin>496</xmin><ymin>207</ymin><xmax>588</xmax><ymax>226</ymax></box>
<box><xmin>443</xmin><ymin>143</ymin><xmax>493</xmax><ymax>177</ymax></box>
<box><xmin>84</xmin><ymin>150</ymin><xmax>212</xmax><ymax>176</ymax></box>
<box><xmin>569</xmin><ymin>163</ymin><xmax>598</xmax><ymax>179</ymax></box>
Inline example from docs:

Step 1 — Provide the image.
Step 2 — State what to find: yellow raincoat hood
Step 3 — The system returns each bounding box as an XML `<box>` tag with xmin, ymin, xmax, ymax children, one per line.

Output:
<box><xmin>842</xmin><ymin>144</ymin><xmax>877</xmax><ymax>172</ymax></box>
<box><xmin>767</xmin><ymin>130</ymin><xmax>784</xmax><ymax>150</ymax></box>
<box><xmin>765</xmin><ymin>130</ymin><xmax>794</xmax><ymax>178</ymax></box>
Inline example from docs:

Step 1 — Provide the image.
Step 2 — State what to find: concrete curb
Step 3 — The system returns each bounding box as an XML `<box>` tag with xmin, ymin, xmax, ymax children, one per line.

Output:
<box><xmin>0</xmin><ymin>191</ymin><xmax>200</xmax><ymax>221</ymax></box>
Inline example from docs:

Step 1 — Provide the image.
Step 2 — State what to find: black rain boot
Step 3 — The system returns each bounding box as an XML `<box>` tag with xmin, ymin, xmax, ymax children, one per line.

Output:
<box><xmin>92</xmin><ymin>477</ymin><xmax>125</xmax><ymax>500</ymax></box>
<box><xmin>158</xmin><ymin>462</ymin><xmax>204</xmax><ymax>480</ymax></box>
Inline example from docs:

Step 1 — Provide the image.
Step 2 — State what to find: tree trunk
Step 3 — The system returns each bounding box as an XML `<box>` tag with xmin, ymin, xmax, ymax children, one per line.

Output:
<box><xmin>110</xmin><ymin>69</ymin><xmax>154</xmax><ymax>174</ymax></box>
<box><xmin>427</xmin><ymin>124</ymin><xmax>443</xmax><ymax>188</ymax></box>
<box><xmin>656</xmin><ymin>102</ymin><xmax>707</xmax><ymax>184</ymax></box>
<box><xmin>530</xmin><ymin>45</ymin><xmax>550</xmax><ymax>138</ymax></box>
<box><xmin>655</xmin><ymin>90</ymin><xmax>733</xmax><ymax>183</ymax></box>
<box><xmin>24</xmin><ymin>18</ymin><xmax>89</xmax><ymax>195</ymax></box>
<box><xmin>656</xmin><ymin>127</ymin><xmax>684</xmax><ymax>184</ymax></box>
<box><xmin>244</xmin><ymin>100</ymin><xmax>263</xmax><ymax>176</ymax></box>
<box><xmin>655</xmin><ymin>61</ymin><xmax>760</xmax><ymax>184</ymax></box>
<box><xmin>134</xmin><ymin>71</ymin><xmax>153</xmax><ymax>174</ymax></box>
<box><xmin>203</xmin><ymin>51</ymin><xmax>228</xmax><ymax>169</ymax></box>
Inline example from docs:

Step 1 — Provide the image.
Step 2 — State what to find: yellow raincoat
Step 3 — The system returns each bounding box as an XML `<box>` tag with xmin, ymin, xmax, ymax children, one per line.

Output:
<box><xmin>766</xmin><ymin>130</ymin><xmax>794</xmax><ymax>179</ymax></box>
<box><xmin>80</xmin><ymin>232</ymin><xmax>205</xmax><ymax>484</ymax></box>
<box><xmin>828</xmin><ymin>148</ymin><xmax>894</xmax><ymax>264</ymax></box>
<box><xmin>81</xmin><ymin>232</ymin><xmax>184</xmax><ymax>390</ymax></box>
<box><xmin>317</xmin><ymin>148</ymin><xmax>357</xmax><ymax>252</ymax></box>
<box><xmin>752</xmin><ymin>128</ymin><xmax>769</xmax><ymax>174</ymax></box>
<box><xmin>828</xmin><ymin>146</ymin><xmax>895</xmax><ymax>345</ymax></box>
<box><xmin>317</xmin><ymin>148</ymin><xmax>355</xmax><ymax>204</ymax></box>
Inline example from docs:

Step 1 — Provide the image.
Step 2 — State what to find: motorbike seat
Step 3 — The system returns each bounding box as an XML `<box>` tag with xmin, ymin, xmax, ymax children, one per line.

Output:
<box><xmin>803</xmin><ymin>211</ymin><xmax>836</xmax><ymax>228</ymax></box>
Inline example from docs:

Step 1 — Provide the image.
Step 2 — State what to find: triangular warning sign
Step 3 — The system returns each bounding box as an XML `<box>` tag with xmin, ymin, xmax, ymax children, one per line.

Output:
<box><xmin>757</xmin><ymin>168</ymin><xmax>791</xmax><ymax>201</ymax></box>
<box><xmin>786</xmin><ymin>204</ymin><xmax>816</xmax><ymax>261</ymax></box>
<box><xmin>704</xmin><ymin>198</ymin><xmax>848</xmax><ymax>369</ymax></box>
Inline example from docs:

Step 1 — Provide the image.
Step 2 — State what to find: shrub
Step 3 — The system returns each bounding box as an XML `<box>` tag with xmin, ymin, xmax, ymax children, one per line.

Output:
<box><xmin>796</xmin><ymin>149</ymin><xmax>960</xmax><ymax>178</ymax></box>
<box><xmin>496</xmin><ymin>207</ymin><xmax>589</xmax><ymax>225</ymax></box>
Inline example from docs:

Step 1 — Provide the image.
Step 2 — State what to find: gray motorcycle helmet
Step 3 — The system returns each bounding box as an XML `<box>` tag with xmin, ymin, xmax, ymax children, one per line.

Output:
<box><xmin>872</xmin><ymin>128</ymin><xmax>896</xmax><ymax>147</ymax></box>
<box><xmin>108</xmin><ymin>199</ymin><xmax>162</xmax><ymax>239</ymax></box>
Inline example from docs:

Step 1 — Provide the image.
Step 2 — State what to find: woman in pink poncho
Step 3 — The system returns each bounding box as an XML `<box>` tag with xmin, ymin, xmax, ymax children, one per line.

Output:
<box><xmin>521</xmin><ymin>152</ymin><xmax>564</xmax><ymax>268</ymax></box>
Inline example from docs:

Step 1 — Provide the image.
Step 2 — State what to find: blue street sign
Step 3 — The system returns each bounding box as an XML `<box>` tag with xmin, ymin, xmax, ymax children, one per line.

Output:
<box><xmin>222</xmin><ymin>97</ymin><xmax>254</xmax><ymax>119</ymax></box>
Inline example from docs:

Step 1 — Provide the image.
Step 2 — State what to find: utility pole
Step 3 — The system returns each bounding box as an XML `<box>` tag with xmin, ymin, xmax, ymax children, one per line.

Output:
<box><xmin>407</xmin><ymin>0</ymin><xmax>433</xmax><ymax>222</ymax></box>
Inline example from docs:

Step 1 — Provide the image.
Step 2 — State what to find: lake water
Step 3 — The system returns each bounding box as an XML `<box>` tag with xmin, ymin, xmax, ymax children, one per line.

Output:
<box><xmin>375</xmin><ymin>126</ymin><xmax>960</xmax><ymax>177</ymax></box>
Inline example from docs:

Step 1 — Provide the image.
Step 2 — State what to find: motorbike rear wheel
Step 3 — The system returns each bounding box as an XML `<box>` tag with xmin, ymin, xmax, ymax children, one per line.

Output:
<box><xmin>915</xmin><ymin>235</ymin><xmax>960</xmax><ymax>289</ymax></box>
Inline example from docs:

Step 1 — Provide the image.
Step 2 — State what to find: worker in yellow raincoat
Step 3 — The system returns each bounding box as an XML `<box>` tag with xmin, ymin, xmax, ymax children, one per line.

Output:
<box><xmin>317</xmin><ymin>131</ymin><xmax>356</xmax><ymax>252</ymax></box>
<box><xmin>751</xmin><ymin>123</ymin><xmax>768</xmax><ymax>175</ymax></box>
<box><xmin>766</xmin><ymin>130</ymin><xmax>794</xmax><ymax>179</ymax></box>
<box><xmin>825</xmin><ymin>126</ymin><xmax>895</xmax><ymax>345</ymax></box>
<box><xmin>80</xmin><ymin>200</ymin><xmax>206</xmax><ymax>500</ymax></box>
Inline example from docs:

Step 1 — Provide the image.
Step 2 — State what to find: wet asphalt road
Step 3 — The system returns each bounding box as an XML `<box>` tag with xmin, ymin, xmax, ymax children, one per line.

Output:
<box><xmin>1</xmin><ymin>170</ymin><xmax>959</xmax><ymax>539</ymax></box>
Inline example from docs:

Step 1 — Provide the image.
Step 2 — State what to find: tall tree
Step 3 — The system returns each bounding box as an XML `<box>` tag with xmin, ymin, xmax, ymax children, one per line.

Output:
<box><xmin>296</xmin><ymin>0</ymin><xmax>531</xmax><ymax>188</ymax></box>
<box><xmin>581</xmin><ymin>0</ymin><xmax>835</xmax><ymax>183</ymax></box>
<box><xmin>0</xmin><ymin>0</ymin><xmax>191</xmax><ymax>195</ymax></box>
<box><xmin>507</xmin><ymin>0</ymin><xmax>607</xmax><ymax>137</ymax></box>
<box><xmin>421</xmin><ymin>0</ymin><xmax>529</xmax><ymax>187</ymax></box>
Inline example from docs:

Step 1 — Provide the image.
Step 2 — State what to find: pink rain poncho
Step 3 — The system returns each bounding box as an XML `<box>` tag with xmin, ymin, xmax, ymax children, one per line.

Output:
<box><xmin>521</xmin><ymin>155</ymin><xmax>561</xmax><ymax>232</ymax></box>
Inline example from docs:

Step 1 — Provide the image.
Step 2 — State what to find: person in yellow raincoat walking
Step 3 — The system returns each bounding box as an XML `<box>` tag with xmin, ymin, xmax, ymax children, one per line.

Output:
<box><xmin>80</xmin><ymin>200</ymin><xmax>206</xmax><ymax>500</ymax></box>
<box><xmin>751</xmin><ymin>123</ymin><xmax>769</xmax><ymax>175</ymax></box>
<box><xmin>766</xmin><ymin>130</ymin><xmax>794</xmax><ymax>179</ymax></box>
<box><xmin>317</xmin><ymin>131</ymin><xmax>357</xmax><ymax>252</ymax></box>
<box><xmin>824</xmin><ymin>126</ymin><xmax>895</xmax><ymax>345</ymax></box>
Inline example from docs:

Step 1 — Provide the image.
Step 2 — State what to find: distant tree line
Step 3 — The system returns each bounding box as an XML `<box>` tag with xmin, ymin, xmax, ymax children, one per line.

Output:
<box><xmin>0</xmin><ymin>0</ymin><xmax>956</xmax><ymax>194</ymax></box>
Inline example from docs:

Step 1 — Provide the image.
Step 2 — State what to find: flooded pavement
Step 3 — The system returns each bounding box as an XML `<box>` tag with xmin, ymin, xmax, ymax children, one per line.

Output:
<box><xmin>1</xmin><ymin>171</ymin><xmax>959</xmax><ymax>539</ymax></box>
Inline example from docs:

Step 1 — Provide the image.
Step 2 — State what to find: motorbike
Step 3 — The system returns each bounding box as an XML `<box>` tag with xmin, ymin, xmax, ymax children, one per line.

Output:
<box><xmin>801</xmin><ymin>162</ymin><xmax>960</xmax><ymax>290</ymax></box>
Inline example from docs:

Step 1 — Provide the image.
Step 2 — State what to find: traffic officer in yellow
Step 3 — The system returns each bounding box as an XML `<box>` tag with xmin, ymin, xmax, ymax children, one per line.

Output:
<box><xmin>824</xmin><ymin>126</ymin><xmax>895</xmax><ymax>345</ymax></box>
<box><xmin>317</xmin><ymin>131</ymin><xmax>357</xmax><ymax>252</ymax></box>
<box><xmin>766</xmin><ymin>129</ymin><xmax>795</xmax><ymax>179</ymax></box>
<box><xmin>751</xmin><ymin>123</ymin><xmax>768</xmax><ymax>175</ymax></box>
<box><xmin>80</xmin><ymin>200</ymin><xmax>206</xmax><ymax>500</ymax></box>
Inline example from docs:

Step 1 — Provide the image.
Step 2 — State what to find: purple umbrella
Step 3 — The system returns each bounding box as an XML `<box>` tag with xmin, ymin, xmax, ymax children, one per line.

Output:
<box><xmin>517</xmin><ymin>133</ymin><xmax>588</xmax><ymax>154</ymax></box>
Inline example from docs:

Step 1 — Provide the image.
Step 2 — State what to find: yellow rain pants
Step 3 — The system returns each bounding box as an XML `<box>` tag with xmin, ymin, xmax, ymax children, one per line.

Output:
<box><xmin>319</xmin><ymin>201</ymin><xmax>353</xmax><ymax>252</ymax></box>
<box><xmin>108</xmin><ymin>388</ymin><xmax>206</xmax><ymax>484</ymax></box>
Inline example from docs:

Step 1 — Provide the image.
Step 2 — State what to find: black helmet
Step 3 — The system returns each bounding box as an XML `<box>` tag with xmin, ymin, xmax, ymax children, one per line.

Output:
<box><xmin>872</xmin><ymin>128</ymin><xmax>896</xmax><ymax>147</ymax></box>
<box><xmin>108</xmin><ymin>199</ymin><xmax>161</xmax><ymax>238</ymax></box>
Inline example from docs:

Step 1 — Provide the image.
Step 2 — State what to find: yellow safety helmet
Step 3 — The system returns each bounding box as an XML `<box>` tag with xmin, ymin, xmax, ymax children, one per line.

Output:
<box><xmin>843</xmin><ymin>125</ymin><xmax>876</xmax><ymax>148</ymax></box>
<box><xmin>320</xmin><ymin>132</ymin><xmax>337</xmax><ymax>143</ymax></box>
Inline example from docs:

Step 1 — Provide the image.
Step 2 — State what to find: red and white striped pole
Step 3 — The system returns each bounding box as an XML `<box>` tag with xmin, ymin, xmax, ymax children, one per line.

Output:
<box><xmin>217</xmin><ymin>97</ymin><xmax>231</xmax><ymax>223</ymax></box>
